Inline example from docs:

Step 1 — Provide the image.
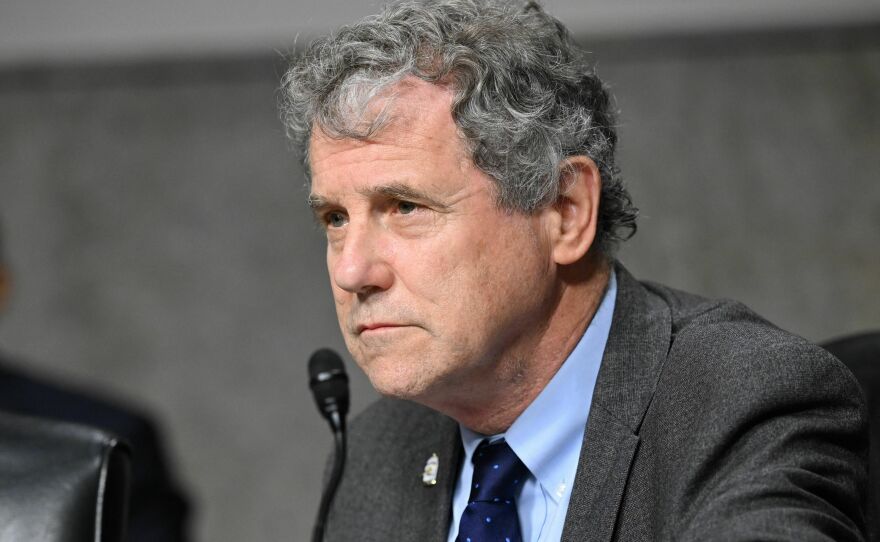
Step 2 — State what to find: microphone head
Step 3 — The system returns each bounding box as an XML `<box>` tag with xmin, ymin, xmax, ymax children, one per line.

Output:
<box><xmin>308</xmin><ymin>348</ymin><xmax>350</xmax><ymax>422</ymax></box>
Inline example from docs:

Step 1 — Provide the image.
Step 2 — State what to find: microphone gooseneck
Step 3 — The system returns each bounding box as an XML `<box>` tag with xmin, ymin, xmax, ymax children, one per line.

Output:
<box><xmin>308</xmin><ymin>348</ymin><xmax>350</xmax><ymax>542</ymax></box>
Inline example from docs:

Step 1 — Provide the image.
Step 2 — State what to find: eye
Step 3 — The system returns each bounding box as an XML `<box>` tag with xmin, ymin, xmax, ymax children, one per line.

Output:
<box><xmin>396</xmin><ymin>201</ymin><xmax>418</xmax><ymax>215</ymax></box>
<box><xmin>325</xmin><ymin>211</ymin><xmax>347</xmax><ymax>228</ymax></box>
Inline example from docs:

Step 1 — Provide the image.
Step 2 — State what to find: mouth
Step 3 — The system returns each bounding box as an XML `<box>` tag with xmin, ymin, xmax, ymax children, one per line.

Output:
<box><xmin>356</xmin><ymin>323</ymin><xmax>407</xmax><ymax>334</ymax></box>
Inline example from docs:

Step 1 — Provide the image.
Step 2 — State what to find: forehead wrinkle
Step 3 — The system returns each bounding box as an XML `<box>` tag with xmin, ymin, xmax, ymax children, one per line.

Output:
<box><xmin>357</xmin><ymin>182</ymin><xmax>452</xmax><ymax>211</ymax></box>
<box><xmin>358</xmin><ymin>182</ymin><xmax>421</xmax><ymax>199</ymax></box>
<box><xmin>309</xmin><ymin>79</ymin><xmax>480</xmax><ymax>210</ymax></box>
<box><xmin>310</xmin><ymin>138</ymin><xmax>427</xmax><ymax>177</ymax></box>
<box><xmin>309</xmin><ymin>180</ymin><xmax>438</xmax><ymax>207</ymax></box>
<box><xmin>310</xmin><ymin>135</ymin><xmax>470</xmax><ymax>197</ymax></box>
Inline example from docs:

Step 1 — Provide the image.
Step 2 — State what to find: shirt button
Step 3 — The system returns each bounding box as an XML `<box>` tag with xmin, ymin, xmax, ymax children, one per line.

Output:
<box><xmin>555</xmin><ymin>482</ymin><xmax>566</xmax><ymax>499</ymax></box>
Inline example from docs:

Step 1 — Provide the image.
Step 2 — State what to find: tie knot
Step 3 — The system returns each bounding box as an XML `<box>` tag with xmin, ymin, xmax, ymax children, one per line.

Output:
<box><xmin>469</xmin><ymin>439</ymin><xmax>528</xmax><ymax>503</ymax></box>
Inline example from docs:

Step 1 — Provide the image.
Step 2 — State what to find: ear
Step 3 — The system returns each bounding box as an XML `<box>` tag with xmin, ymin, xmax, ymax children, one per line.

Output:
<box><xmin>544</xmin><ymin>156</ymin><xmax>601</xmax><ymax>266</ymax></box>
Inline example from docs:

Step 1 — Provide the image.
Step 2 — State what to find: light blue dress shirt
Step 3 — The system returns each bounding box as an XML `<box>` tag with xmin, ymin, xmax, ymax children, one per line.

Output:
<box><xmin>446</xmin><ymin>271</ymin><xmax>617</xmax><ymax>542</ymax></box>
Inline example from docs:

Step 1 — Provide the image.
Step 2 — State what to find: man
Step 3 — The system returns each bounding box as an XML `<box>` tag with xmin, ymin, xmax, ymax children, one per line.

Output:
<box><xmin>0</xmin><ymin>221</ymin><xmax>191</xmax><ymax>541</ymax></box>
<box><xmin>281</xmin><ymin>1</ymin><xmax>867</xmax><ymax>540</ymax></box>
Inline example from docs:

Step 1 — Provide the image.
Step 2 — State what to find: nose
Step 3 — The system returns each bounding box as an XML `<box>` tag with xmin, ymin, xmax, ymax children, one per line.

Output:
<box><xmin>329</xmin><ymin>221</ymin><xmax>393</xmax><ymax>295</ymax></box>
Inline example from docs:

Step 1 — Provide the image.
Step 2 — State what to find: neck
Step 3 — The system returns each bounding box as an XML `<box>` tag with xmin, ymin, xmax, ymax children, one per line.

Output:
<box><xmin>434</xmin><ymin>256</ymin><xmax>611</xmax><ymax>435</ymax></box>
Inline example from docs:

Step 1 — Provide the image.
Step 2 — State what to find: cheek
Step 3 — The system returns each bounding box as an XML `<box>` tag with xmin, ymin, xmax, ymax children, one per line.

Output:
<box><xmin>414</xmin><ymin>234</ymin><xmax>504</xmax><ymax>331</ymax></box>
<box><xmin>326</xmin><ymin>253</ymin><xmax>354</xmax><ymax>332</ymax></box>
<box><xmin>391</xmin><ymin>235</ymin><xmax>461</xmax><ymax>301</ymax></box>
<box><xmin>469</xmin><ymin>222</ymin><xmax>551</xmax><ymax>320</ymax></box>
<box><xmin>328</xmin><ymin>274</ymin><xmax>349</xmax><ymax>316</ymax></box>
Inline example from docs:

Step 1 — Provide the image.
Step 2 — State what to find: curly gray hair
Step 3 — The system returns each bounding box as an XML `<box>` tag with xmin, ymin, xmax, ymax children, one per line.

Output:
<box><xmin>280</xmin><ymin>0</ymin><xmax>637</xmax><ymax>255</ymax></box>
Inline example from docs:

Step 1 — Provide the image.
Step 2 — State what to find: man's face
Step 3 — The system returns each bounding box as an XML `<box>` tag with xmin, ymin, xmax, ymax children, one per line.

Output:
<box><xmin>308</xmin><ymin>79</ymin><xmax>559</xmax><ymax>408</ymax></box>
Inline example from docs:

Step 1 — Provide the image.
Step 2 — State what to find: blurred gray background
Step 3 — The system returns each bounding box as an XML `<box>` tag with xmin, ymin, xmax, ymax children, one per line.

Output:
<box><xmin>0</xmin><ymin>0</ymin><xmax>878</xmax><ymax>540</ymax></box>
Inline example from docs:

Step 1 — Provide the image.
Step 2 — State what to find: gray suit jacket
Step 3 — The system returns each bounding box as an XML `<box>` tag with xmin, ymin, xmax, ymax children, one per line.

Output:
<box><xmin>324</xmin><ymin>265</ymin><xmax>868</xmax><ymax>541</ymax></box>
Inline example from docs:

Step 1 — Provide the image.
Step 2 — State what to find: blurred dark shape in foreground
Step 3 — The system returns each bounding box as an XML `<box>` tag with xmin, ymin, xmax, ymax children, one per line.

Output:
<box><xmin>0</xmin><ymin>219</ymin><xmax>191</xmax><ymax>542</ymax></box>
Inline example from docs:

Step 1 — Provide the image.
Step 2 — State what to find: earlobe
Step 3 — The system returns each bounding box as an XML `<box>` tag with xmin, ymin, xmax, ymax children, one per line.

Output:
<box><xmin>549</xmin><ymin>156</ymin><xmax>601</xmax><ymax>266</ymax></box>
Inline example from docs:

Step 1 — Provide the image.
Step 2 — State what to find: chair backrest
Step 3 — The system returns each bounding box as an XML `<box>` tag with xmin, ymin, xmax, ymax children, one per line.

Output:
<box><xmin>822</xmin><ymin>331</ymin><xmax>880</xmax><ymax>541</ymax></box>
<box><xmin>0</xmin><ymin>411</ymin><xmax>131</xmax><ymax>542</ymax></box>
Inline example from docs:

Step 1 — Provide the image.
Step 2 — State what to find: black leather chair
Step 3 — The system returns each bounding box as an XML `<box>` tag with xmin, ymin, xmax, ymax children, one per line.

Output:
<box><xmin>822</xmin><ymin>331</ymin><xmax>880</xmax><ymax>541</ymax></box>
<box><xmin>0</xmin><ymin>411</ymin><xmax>131</xmax><ymax>542</ymax></box>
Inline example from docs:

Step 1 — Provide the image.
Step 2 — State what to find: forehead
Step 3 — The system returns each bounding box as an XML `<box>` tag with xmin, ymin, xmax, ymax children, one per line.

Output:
<box><xmin>308</xmin><ymin>79</ymin><xmax>468</xmax><ymax>187</ymax></box>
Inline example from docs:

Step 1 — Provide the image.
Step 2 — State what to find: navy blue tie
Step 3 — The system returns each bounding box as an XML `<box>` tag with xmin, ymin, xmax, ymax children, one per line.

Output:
<box><xmin>456</xmin><ymin>439</ymin><xmax>529</xmax><ymax>542</ymax></box>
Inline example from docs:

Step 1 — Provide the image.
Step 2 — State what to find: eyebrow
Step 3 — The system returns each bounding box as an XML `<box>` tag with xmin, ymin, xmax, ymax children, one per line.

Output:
<box><xmin>307</xmin><ymin>193</ymin><xmax>330</xmax><ymax>210</ymax></box>
<box><xmin>361</xmin><ymin>183</ymin><xmax>451</xmax><ymax>211</ymax></box>
<box><xmin>308</xmin><ymin>182</ymin><xmax>452</xmax><ymax>213</ymax></box>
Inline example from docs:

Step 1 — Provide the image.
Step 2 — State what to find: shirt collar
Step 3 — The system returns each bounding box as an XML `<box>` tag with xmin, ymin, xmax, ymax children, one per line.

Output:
<box><xmin>458</xmin><ymin>270</ymin><xmax>617</xmax><ymax>503</ymax></box>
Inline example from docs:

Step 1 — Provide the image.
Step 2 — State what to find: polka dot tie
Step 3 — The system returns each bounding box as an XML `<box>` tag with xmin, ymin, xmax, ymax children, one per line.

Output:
<box><xmin>456</xmin><ymin>439</ymin><xmax>529</xmax><ymax>542</ymax></box>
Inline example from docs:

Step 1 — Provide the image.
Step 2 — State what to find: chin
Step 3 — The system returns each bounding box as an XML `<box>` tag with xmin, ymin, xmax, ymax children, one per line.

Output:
<box><xmin>360</xmin><ymin>354</ymin><xmax>437</xmax><ymax>402</ymax></box>
<box><xmin>370</xmin><ymin>380</ymin><xmax>421</xmax><ymax>401</ymax></box>
<box><xmin>365</xmin><ymin>368</ymin><xmax>426</xmax><ymax>400</ymax></box>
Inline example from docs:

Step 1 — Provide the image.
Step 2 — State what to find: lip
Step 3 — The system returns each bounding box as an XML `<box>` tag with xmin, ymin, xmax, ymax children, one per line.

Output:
<box><xmin>356</xmin><ymin>323</ymin><xmax>406</xmax><ymax>334</ymax></box>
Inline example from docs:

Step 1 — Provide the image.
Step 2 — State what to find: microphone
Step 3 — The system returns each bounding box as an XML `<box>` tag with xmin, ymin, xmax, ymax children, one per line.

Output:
<box><xmin>308</xmin><ymin>348</ymin><xmax>350</xmax><ymax>542</ymax></box>
<box><xmin>309</xmin><ymin>348</ymin><xmax>350</xmax><ymax>431</ymax></box>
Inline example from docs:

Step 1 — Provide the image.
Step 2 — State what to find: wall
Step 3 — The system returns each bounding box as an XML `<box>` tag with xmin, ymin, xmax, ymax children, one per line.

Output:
<box><xmin>4</xmin><ymin>0</ymin><xmax>880</xmax><ymax>64</ymax></box>
<box><xmin>0</xmin><ymin>28</ymin><xmax>877</xmax><ymax>541</ymax></box>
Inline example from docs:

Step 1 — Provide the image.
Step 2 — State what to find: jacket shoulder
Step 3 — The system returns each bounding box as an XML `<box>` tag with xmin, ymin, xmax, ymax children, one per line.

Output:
<box><xmin>643</xmin><ymin>280</ymin><xmax>860</xmax><ymax>390</ymax></box>
<box><xmin>624</xmin><ymin>282</ymin><xmax>868</xmax><ymax>540</ymax></box>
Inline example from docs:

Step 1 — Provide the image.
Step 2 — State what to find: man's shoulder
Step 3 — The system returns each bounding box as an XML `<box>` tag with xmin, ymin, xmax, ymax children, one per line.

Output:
<box><xmin>611</xmin><ymin>279</ymin><xmax>868</xmax><ymax>540</ymax></box>
<box><xmin>643</xmin><ymin>279</ymin><xmax>778</xmax><ymax>339</ymax></box>
<box><xmin>614</xmin><ymin>274</ymin><xmax>865</xmax><ymax>434</ymax></box>
<box><xmin>632</xmin><ymin>278</ymin><xmax>866</xmax><ymax>475</ymax></box>
<box><xmin>641</xmin><ymin>279</ymin><xmax>854</xmax><ymax>385</ymax></box>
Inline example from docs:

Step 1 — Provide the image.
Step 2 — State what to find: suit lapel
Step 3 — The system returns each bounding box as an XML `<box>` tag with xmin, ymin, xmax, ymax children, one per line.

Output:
<box><xmin>562</xmin><ymin>263</ymin><xmax>671</xmax><ymax>542</ymax></box>
<box><xmin>394</xmin><ymin>409</ymin><xmax>462</xmax><ymax>541</ymax></box>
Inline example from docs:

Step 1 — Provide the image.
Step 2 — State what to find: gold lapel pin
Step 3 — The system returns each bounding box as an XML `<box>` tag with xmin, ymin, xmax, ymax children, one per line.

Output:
<box><xmin>422</xmin><ymin>453</ymin><xmax>439</xmax><ymax>486</ymax></box>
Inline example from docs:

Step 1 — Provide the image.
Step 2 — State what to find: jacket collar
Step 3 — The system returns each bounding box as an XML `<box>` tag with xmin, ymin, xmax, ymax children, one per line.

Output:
<box><xmin>563</xmin><ymin>262</ymin><xmax>671</xmax><ymax>541</ymax></box>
